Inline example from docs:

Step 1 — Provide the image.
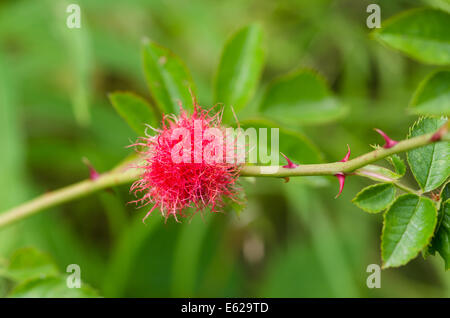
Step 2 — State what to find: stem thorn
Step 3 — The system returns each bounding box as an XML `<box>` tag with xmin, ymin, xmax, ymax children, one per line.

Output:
<box><xmin>374</xmin><ymin>128</ymin><xmax>398</xmax><ymax>149</ymax></box>
<box><xmin>281</xmin><ymin>152</ymin><xmax>299</xmax><ymax>168</ymax></box>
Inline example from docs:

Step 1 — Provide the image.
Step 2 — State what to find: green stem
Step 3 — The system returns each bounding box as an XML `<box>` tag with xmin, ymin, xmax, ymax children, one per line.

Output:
<box><xmin>0</xmin><ymin>128</ymin><xmax>447</xmax><ymax>229</ymax></box>
<box><xmin>0</xmin><ymin>167</ymin><xmax>141</xmax><ymax>229</ymax></box>
<box><xmin>391</xmin><ymin>182</ymin><xmax>421</xmax><ymax>195</ymax></box>
<box><xmin>239</xmin><ymin>131</ymin><xmax>439</xmax><ymax>177</ymax></box>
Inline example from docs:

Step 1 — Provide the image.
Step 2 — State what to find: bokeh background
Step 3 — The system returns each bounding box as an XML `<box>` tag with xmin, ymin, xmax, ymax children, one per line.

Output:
<box><xmin>0</xmin><ymin>0</ymin><xmax>449</xmax><ymax>297</ymax></box>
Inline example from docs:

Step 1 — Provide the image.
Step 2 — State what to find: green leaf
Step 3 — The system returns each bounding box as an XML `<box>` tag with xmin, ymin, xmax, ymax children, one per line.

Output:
<box><xmin>260</xmin><ymin>70</ymin><xmax>347</xmax><ymax>125</ymax></box>
<box><xmin>142</xmin><ymin>39</ymin><xmax>196</xmax><ymax>114</ymax></box>
<box><xmin>0</xmin><ymin>248</ymin><xmax>59</xmax><ymax>282</ymax></box>
<box><xmin>373</xmin><ymin>8</ymin><xmax>450</xmax><ymax>65</ymax></box>
<box><xmin>428</xmin><ymin>0</ymin><xmax>450</xmax><ymax>14</ymax></box>
<box><xmin>387</xmin><ymin>154</ymin><xmax>406</xmax><ymax>177</ymax></box>
<box><xmin>9</xmin><ymin>276</ymin><xmax>99</xmax><ymax>298</ymax></box>
<box><xmin>430</xmin><ymin>199</ymin><xmax>450</xmax><ymax>269</ymax></box>
<box><xmin>382</xmin><ymin>194</ymin><xmax>437</xmax><ymax>268</ymax></box>
<box><xmin>109</xmin><ymin>92</ymin><xmax>158</xmax><ymax>136</ymax></box>
<box><xmin>354</xmin><ymin>164</ymin><xmax>402</xmax><ymax>182</ymax></box>
<box><xmin>239</xmin><ymin>117</ymin><xmax>323</xmax><ymax>164</ymax></box>
<box><xmin>352</xmin><ymin>183</ymin><xmax>396</xmax><ymax>213</ymax></box>
<box><xmin>409</xmin><ymin>70</ymin><xmax>450</xmax><ymax>116</ymax></box>
<box><xmin>441</xmin><ymin>180</ymin><xmax>450</xmax><ymax>202</ymax></box>
<box><xmin>214</xmin><ymin>24</ymin><xmax>264</xmax><ymax>117</ymax></box>
<box><xmin>407</xmin><ymin>117</ymin><xmax>450</xmax><ymax>192</ymax></box>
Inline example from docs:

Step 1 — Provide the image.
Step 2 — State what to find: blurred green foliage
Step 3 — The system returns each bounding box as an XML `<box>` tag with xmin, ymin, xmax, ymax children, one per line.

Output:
<box><xmin>0</xmin><ymin>0</ymin><xmax>449</xmax><ymax>297</ymax></box>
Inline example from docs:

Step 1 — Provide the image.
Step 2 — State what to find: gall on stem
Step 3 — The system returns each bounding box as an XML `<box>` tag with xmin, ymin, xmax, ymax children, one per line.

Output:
<box><xmin>281</xmin><ymin>152</ymin><xmax>299</xmax><ymax>169</ymax></box>
<box><xmin>129</xmin><ymin>98</ymin><xmax>242</xmax><ymax>223</ymax></box>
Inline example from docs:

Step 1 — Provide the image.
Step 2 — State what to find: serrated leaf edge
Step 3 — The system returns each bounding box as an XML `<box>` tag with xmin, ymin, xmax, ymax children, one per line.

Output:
<box><xmin>213</xmin><ymin>24</ymin><xmax>265</xmax><ymax>112</ymax></box>
<box><xmin>386</xmin><ymin>154</ymin><xmax>406</xmax><ymax>177</ymax></box>
<box><xmin>408</xmin><ymin>69</ymin><xmax>450</xmax><ymax>115</ymax></box>
<box><xmin>141</xmin><ymin>40</ymin><xmax>197</xmax><ymax>113</ymax></box>
<box><xmin>352</xmin><ymin>183</ymin><xmax>396</xmax><ymax>213</ymax></box>
<box><xmin>381</xmin><ymin>194</ymin><xmax>438</xmax><ymax>269</ymax></box>
<box><xmin>371</xmin><ymin>7</ymin><xmax>450</xmax><ymax>66</ymax></box>
<box><xmin>406</xmin><ymin>116</ymin><xmax>449</xmax><ymax>192</ymax></box>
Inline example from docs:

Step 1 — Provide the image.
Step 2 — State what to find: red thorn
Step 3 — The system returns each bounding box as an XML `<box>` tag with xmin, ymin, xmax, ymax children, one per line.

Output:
<box><xmin>281</xmin><ymin>152</ymin><xmax>299</xmax><ymax>168</ymax></box>
<box><xmin>333</xmin><ymin>145</ymin><xmax>350</xmax><ymax>197</ymax></box>
<box><xmin>334</xmin><ymin>173</ymin><xmax>346</xmax><ymax>198</ymax></box>
<box><xmin>431</xmin><ymin>124</ymin><xmax>448</xmax><ymax>142</ymax></box>
<box><xmin>283</xmin><ymin>177</ymin><xmax>290</xmax><ymax>183</ymax></box>
<box><xmin>431</xmin><ymin>131</ymin><xmax>441</xmax><ymax>142</ymax></box>
<box><xmin>340</xmin><ymin>144</ymin><xmax>351</xmax><ymax>162</ymax></box>
<box><xmin>82</xmin><ymin>157</ymin><xmax>100</xmax><ymax>180</ymax></box>
<box><xmin>374</xmin><ymin>129</ymin><xmax>398</xmax><ymax>149</ymax></box>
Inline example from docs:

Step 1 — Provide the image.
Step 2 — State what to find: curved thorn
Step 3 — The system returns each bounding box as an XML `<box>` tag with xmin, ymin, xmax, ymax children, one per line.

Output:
<box><xmin>374</xmin><ymin>128</ymin><xmax>398</xmax><ymax>149</ymax></box>
<box><xmin>82</xmin><ymin>157</ymin><xmax>100</xmax><ymax>180</ymax></box>
<box><xmin>281</xmin><ymin>152</ymin><xmax>299</xmax><ymax>168</ymax></box>
<box><xmin>340</xmin><ymin>144</ymin><xmax>351</xmax><ymax>162</ymax></box>
<box><xmin>334</xmin><ymin>173</ymin><xmax>346</xmax><ymax>198</ymax></box>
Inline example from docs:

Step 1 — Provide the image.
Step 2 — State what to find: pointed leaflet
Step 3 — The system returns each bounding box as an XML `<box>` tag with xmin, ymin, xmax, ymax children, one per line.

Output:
<box><xmin>429</xmin><ymin>182</ymin><xmax>450</xmax><ymax>269</ymax></box>
<box><xmin>382</xmin><ymin>194</ymin><xmax>437</xmax><ymax>268</ymax></box>
<box><xmin>407</xmin><ymin>117</ymin><xmax>450</xmax><ymax>192</ymax></box>
<box><xmin>373</xmin><ymin>8</ymin><xmax>450</xmax><ymax>65</ymax></box>
<box><xmin>1</xmin><ymin>248</ymin><xmax>100</xmax><ymax>297</ymax></box>
<box><xmin>386</xmin><ymin>154</ymin><xmax>406</xmax><ymax>177</ymax></box>
<box><xmin>409</xmin><ymin>70</ymin><xmax>450</xmax><ymax>116</ymax></box>
<box><xmin>214</xmin><ymin>24</ymin><xmax>264</xmax><ymax>118</ymax></box>
<box><xmin>109</xmin><ymin>92</ymin><xmax>158</xmax><ymax>136</ymax></box>
<box><xmin>0</xmin><ymin>248</ymin><xmax>59</xmax><ymax>282</ymax></box>
<box><xmin>142</xmin><ymin>40</ymin><xmax>196</xmax><ymax>114</ymax></box>
<box><xmin>352</xmin><ymin>183</ymin><xmax>396</xmax><ymax>213</ymax></box>
<box><xmin>260</xmin><ymin>70</ymin><xmax>346</xmax><ymax>125</ymax></box>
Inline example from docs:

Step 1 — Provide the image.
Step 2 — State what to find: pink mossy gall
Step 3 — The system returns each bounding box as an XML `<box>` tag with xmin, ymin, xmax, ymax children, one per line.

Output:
<box><xmin>129</xmin><ymin>98</ymin><xmax>242</xmax><ymax>223</ymax></box>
